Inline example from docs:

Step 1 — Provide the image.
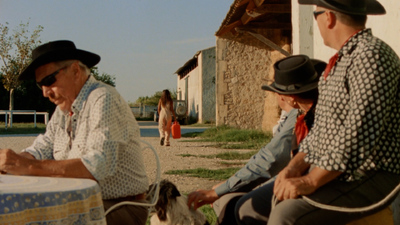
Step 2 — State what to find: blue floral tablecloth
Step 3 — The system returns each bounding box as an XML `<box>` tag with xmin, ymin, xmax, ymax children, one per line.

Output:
<box><xmin>0</xmin><ymin>175</ymin><xmax>106</xmax><ymax>225</ymax></box>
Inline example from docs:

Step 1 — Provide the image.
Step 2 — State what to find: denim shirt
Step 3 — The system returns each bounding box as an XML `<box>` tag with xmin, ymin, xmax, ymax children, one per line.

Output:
<box><xmin>215</xmin><ymin>108</ymin><xmax>298</xmax><ymax>196</ymax></box>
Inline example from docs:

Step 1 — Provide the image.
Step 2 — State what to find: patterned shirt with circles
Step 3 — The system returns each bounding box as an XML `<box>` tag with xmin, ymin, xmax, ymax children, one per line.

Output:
<box><xmin>300</xmin><ymin>29</ymin><xmax>400</xmax><ymax>181</ymax></box>
<box><xmin>23</xmin><ymin>76</ymin><xmax>149</xmax><ymax>199</ymax></box>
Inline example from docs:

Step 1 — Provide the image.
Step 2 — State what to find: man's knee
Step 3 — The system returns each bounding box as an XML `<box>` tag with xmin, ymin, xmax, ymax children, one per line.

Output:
<box><xmin>235</xmin><ymin>196</ymin><xmax>269</xmax><ymax>225</ymax></box>
<box><xmin>213</xmin><ymin>193</ymin><xmax>244</xmax><ymax>225</ymax></box>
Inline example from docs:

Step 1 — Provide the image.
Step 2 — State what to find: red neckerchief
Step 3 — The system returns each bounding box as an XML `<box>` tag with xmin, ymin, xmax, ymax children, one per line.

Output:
<box><xmin>323</xmin><ymin>30</ymin><xmax>362</xmax><ymax>80</ymax></box>
<box><xmin>295</xmin><ymin>114</ymin><xmax>308</xmax><ymax>145</ymax></box>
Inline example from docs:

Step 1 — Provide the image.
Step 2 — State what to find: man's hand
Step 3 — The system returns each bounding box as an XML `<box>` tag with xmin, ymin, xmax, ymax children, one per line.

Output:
<box><xmin>274</xmin><ymin>166</ymin><xmax>343</xmax><ymax>201</ymax></box>
<box><xmin>0</xmin><ymin>149</ymin><xmax>96</xmax><ymax>180</ymax></box>
<box><xmin>274</xmin><ymin>176</ymin><xmax>316</xmax><ymax>200</ymax></box>
<box><xmin>274</xmin><ymin>165</ymin><xmax>303</xmax><ymax>189</ymax></box>
<box><xmin>0</xmin><ymin>149</ymin><xmax>35</xmax><ymax>175</ymax></box>
<box><xmin>273</xmin><ymin>165</ymin><xmax>308</xmax><ymax>200</ymax></box>
<box><xmin>187</xmin><ymin>189</ymin><xmax>219</xmax><ymax>210</ymax></box>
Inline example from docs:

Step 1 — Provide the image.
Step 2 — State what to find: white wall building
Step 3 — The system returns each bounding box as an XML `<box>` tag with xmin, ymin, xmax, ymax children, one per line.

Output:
<box><xmin>175</xmin><ymin>47</ymin><xmax>216</xmax><ymax>123</ymax></box>
<box><xmin>292</xmin><ymin>0</ymin><xmax>400</xmax><ymax>61</ymax></box>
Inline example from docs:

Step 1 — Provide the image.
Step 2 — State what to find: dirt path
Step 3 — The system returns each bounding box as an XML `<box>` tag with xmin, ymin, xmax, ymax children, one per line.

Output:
<box><xmin>1</xmin><ymin>135</ymin><xmax>251</xmax><ymax>194</ymax></box>
<box><xmin>141</xmin><ymin>137</ymin><xmax>252</xmax><ymax>194</ymax></box>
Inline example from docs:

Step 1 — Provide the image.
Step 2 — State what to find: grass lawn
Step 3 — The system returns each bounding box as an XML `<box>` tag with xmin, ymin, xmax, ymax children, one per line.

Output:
<box><xmin>0</xmin><ymin>122</ymin><xmax>46</xmax><ymax>135</ymax></box>
<box><xmin>182</xmin><ymin>125</ymin><xmax>272</xmax><ymax>150</ymax></box>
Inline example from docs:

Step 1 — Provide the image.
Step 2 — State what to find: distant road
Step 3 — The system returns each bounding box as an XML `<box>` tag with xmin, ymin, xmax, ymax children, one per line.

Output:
<box><xmin>138</xmin><ymin>121</ymin><xmax>208</xmax><ymax>137</ymax></box>
<box><xmin>0</xmin><ymin>121</ymin><xmax>208</xmax><ymax>139</ymax></box>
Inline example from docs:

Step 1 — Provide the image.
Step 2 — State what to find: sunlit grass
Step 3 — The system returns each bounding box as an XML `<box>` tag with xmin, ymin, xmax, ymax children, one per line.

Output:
<box><xmin>200</xmin><ymin>204</ymin><xmax>217</xmax><ymax>225</ymax></box>
<box><xmin>178</xmin><ymin>150</ymin><xmax>257</xmax><ymax>160</ymax></box>
<box><xmin>165</xmin><ymin>167</ymin><xmax>241</xmax><ymax>180</ymax></box>
<box><xmin>0</xmin><ymin>122</ymin><xmax>46</xmax><ymax>135</ymax></box>
<box><xmin>146</xmin><ymin>202</ymin><xmax>217</xmax><ymax>225</ymax></box>
<box><xmin>182</xmin><ymin>125</ymin><xmax>272</xmax><ymax>150</ymax></box>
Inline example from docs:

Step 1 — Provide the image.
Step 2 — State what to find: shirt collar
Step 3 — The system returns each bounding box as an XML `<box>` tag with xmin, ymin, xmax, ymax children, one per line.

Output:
<box><xmin>339</xmin><ymin>28</ymin><xmax>372</xmax><ymax>57</ymax></box>
<box><xmin>70</xmin><ymin>75</ymin><xmax>98</xmax><ymax>115</ymax></box>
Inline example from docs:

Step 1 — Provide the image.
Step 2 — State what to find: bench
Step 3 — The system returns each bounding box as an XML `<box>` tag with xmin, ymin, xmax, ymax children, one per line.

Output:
<box><xmin>0</xmin><ymin>110</ymin><xmax>49</xmax><ymax>129</ymax></box>
<box><xmin>348</xmin><ymin>207</ymin><xmax>393</xmax><ymax>225</ymax></box>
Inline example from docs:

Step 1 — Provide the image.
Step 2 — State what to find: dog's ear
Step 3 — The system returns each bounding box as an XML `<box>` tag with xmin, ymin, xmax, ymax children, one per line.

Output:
<box><xmin>156</xmin><ymin>206</ymin><xmax>168</xmax><ymax>221</ymax></box>
<box><xmin>163</xmin><ymin>180</ymin><xmax>181</xmax><ymax>198</ymax></box>
<box><xmin>171</xmin><ymin>186</ymin><xmax>181</xmax><ymax>198</ymax></box>
<box><xmin>155</xmin><ymin>193</ymin><xmax>169</xmax><ymax>221</ymax></box>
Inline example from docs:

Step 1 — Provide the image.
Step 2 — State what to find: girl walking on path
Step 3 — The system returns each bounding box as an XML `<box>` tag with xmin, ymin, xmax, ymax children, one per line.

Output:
<box><xmin>157</xmin><ymin>90</ymin><xmax>176</xmax><ymax>146</ymax></box>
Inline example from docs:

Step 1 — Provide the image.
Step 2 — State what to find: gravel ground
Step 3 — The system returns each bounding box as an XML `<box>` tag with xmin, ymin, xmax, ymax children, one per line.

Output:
<box><xmin>0</xmin><ymin>135</ymin><xmax>251</xmax><ymax>194</ymax></box>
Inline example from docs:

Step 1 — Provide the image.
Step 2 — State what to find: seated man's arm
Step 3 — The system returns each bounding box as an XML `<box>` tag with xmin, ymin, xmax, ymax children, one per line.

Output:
<box><xmin>19</xmin><ymin>152</ymin><xmax>36</xmax><ymax>159</ymax></box>
<box><xmin>0</xmin><ymin>148</ymin><xmax>95</xmax><ymax>179</ymax></box>
<box><xmin>273</xmin><ymin>152</ymin><xmax>342</xmax><ymax>200</ymax></box>
<box><xmin>188</xmin><ymin>109</ymin><xmax>298</xmax><ymax>209</ymax></box>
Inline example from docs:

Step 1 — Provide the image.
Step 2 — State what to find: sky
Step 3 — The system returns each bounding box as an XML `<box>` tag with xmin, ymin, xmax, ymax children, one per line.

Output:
<box><xmin>0</xmin><ymin>0</ymin><xmax>232</xmax><ymax>103</ymax></box>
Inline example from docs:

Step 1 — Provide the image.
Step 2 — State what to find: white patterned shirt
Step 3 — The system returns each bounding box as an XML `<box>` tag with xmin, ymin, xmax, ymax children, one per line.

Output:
<box><xmin>300</xmin><ymin>29</ymin><xmax>400</xmax><ymax>181</ymax></box>
<box><xmin>23</xmin><ymin>76</ymin><xmax>149</xmax><ymax>199</ymax></box>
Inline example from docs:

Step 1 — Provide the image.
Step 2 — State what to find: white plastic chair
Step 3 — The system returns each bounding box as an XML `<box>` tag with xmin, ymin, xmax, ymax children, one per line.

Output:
<box><xmin>104</xmin><ymin>139</ymin><xmax>161</xmax><ymax>216</ymax></box>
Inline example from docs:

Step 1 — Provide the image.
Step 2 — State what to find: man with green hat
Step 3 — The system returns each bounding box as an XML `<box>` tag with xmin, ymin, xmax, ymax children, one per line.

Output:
<box><xmin>269</xmin><ymin>0</ymin><xmax>400</xmax><ymax>224</ymax></box>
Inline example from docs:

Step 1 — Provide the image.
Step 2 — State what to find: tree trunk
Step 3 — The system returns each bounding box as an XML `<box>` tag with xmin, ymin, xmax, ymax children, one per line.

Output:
<box><xmin>8</xmin><ymin>88</ymin><xmax>14</xmax><ymax>126</ymax></box>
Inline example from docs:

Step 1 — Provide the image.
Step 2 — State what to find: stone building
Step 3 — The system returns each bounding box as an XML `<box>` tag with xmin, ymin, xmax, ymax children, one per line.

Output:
<box><xmin>216</xmin><ymin>0</ymin><xmax>400</xmax><ymax>132</ymax></box>
<box><xmin>216</xmin><ymin>0</ymin><xmax>292</xmax><ymax>131</ymax></box>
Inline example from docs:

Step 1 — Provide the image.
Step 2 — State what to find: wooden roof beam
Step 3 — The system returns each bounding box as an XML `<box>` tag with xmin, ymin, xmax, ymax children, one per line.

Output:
<box><xmin>243</xmin><ymin>2</ymin><xmax>290</xmax><ymax>24</ymax></box>
<box><xmin>216</xmin><ymin>20</ymin><xmax>243</xmax><ymax>37</ymax></box>
<box><xmin>251</xmin><ymin>4</ymin><xmax>291</xmax><ymax>15</ymax></box>
<box><xmin>236</xmin><ymin>28</ymin><xmax>291</xmax><ymax>56</ymax></box>
<box><xmin>240</xmin><ymin>21</ymin><xmax>292</xmax><ymax>30</ymax></box>
<box><xmin>237</xmin><ymin>0</ymin><xmax>250</xmax><ymax>7</ymax></box>
<box><xmin>241</xmin><ymin>0</ymin><xmax>265</xmax><ymax>25</ymax></box>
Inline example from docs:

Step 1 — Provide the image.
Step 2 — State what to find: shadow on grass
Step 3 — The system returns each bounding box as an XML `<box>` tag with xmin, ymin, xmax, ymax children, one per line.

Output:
<box><xmin>166</xmin><ymin>167</ymin><xmax>241</xmax><ymax>180</ymax></box>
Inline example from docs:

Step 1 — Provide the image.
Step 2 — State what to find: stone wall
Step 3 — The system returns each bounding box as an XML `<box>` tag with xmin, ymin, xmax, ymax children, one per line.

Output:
<box><xmin>216</xmin><ymin>37</ymin><xmax>289</xmax><ymax>131</ymax></box>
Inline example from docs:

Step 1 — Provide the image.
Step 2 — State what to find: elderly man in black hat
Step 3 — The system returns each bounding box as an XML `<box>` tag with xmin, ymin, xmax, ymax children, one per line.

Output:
<box><xmin>223</xmin><ymin>55</ymin><xmax>325</xmax><ymax>225</ymax></box>
<box><xmin>187</xmin><ymin>55</ymin><xmax>326</xmax><ymax>225</ymax></box>
<box><xmin>0</xmin><ymin>40</ymin><xmax>149</xmax><ymax>225</ymax></box>
<box><xmin>266</xmin><ymin>0</ymin><xmax>400</xmax><ymax>224</ymax></box>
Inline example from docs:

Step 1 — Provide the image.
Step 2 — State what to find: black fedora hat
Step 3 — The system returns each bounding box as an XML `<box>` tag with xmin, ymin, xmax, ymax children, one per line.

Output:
<box><xmin>262</xmin><ymin>55</ymin><xmax>326</xmax><ymax>95</ymax></box>
<box><xmin>298</xmin><ymin>0</ymin><xmax>386</xmax><ymax>15</ymax></box>
<box><xmin>19</xmin><ymin>40</ymin><xmax>101</xmax><ymax>81</ymax></box>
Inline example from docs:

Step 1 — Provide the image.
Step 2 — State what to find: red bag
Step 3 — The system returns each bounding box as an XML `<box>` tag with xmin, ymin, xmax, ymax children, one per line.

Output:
<box><xmin>171</xmin><ymin>121</ymin><xmax>181</xmax><ymax>139</ymax></box>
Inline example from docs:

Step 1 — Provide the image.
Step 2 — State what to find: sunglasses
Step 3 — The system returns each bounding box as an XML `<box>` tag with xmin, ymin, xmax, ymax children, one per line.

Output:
<box><xmin>36</xmin><ymin>65</ymin><xmax>69</xmax><ymax>89</ymax></box>
<box><xmin>313</xmin><ymin>10</ymin><xmax>326</xmax><ymax>20</ymax></box>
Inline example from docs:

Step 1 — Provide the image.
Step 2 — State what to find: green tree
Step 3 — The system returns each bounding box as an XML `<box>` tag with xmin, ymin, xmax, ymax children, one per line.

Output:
<box><xmin>90</xmin><ymin>66</ymin><xmax>116</xmax><ymax>87</ymax></box>
<box><xmin>0</xmin><ymin>21</ymin><xmax>43</xmax><ymax>111</ymax></box>
<box><xmin>134</xmin><ymin>90</ymin><xmax>177</xmax><ymax>106</ymax></box>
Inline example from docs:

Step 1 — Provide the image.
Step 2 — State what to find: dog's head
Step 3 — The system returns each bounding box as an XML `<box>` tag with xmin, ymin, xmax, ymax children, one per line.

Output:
<box><xmin>154</xmin><ymin>179</ymin><xmax>181</xmax><ymax>221</ymax></box>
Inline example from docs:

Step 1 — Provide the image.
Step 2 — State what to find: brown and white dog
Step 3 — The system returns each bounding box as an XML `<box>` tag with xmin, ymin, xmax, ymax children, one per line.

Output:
<box><xmin>150</xmin><ymin>179</ymin><xmax>210</xmax><ymax>225</ymax></box>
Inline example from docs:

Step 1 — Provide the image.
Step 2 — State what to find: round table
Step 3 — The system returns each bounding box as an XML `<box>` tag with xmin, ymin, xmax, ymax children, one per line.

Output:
<box><xmin>0</xmin><ymin>175</ymin><xmax>106</xmax><ymax>225</ymax></box>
